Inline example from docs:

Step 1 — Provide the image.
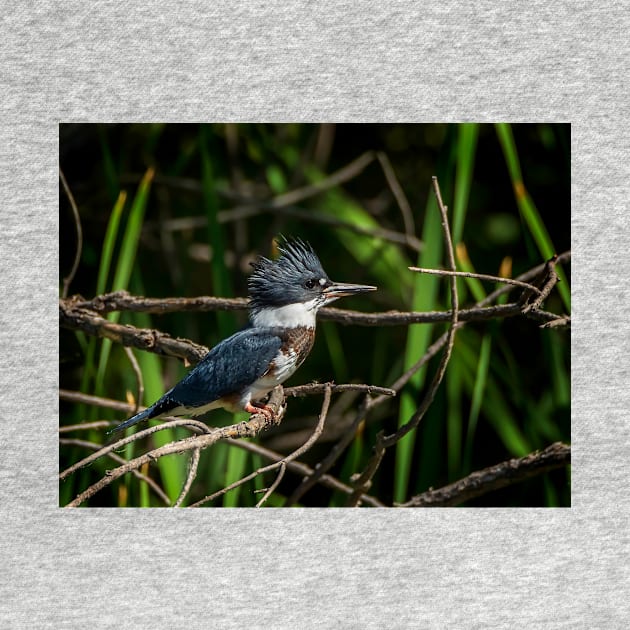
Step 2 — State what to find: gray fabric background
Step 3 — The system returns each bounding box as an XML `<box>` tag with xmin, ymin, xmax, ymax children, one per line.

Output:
<box><xmin>1</xmin><ymin>1</ymin><xmax>627</xmax><ymax>627</ymax></box>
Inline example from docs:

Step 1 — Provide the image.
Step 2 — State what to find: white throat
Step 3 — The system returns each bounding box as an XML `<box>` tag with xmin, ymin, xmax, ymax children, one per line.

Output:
<box><xmin>251</xmin><ymin>299</ymin><xmax>319</xmax><ymax>329</ymax></box>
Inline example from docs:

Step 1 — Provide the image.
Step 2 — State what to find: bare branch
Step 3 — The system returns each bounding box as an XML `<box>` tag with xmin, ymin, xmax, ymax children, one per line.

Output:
<box><xmin>189</xmin><ymin>385</ymin><xmax>333</xmax><ymax>508</ymax></box>
<box><xmin>284</xmin><ymin>383</ymin><xmax>395</xmax><ymax>398</ymax></box>
<box><xmin>72</xmin><ymin>292</ymin><xmax>246</xmax><ymax>314</ymax></box>
<box><xmin>59</xmin><ymin>388</ymin><xmax>384</xmax><ymax>507</ymax></box>
<box><xmin>68</xmin><ymin>251</ymin><xmax>569</xmax><ymax>320</ymax></box>
<box><xmin>59</xmin><ymin>438</ymin><xmax>170</xmax><ymax>506</ymax></box>
<box><xmin>521</xmin><ymin>255</ymin><xmax>560</xmax><ymax>313</ymax></box>
<box><xmin>59</xmin><ymin>417</ymin><xmax>212</xmax><ymax>481</ymax></box>
<box><xmin>61</xmin><ymin>296</ymin><xmax>566</xmax><ymax>356</ymax></box>
<box><xmin>59</xmin><ymin>300</ymin><xmax>208</xmax><ymax>363</ymax></box>
<box><xmin>63</xmin><ymin>387</ymin><xmax>286</xmax><ymax>506</ymax></box>
<box><xmin>255</xmin><ymin>151</ymin><xmax>377</xmax><ymax>209</ymax></box>
<box><xmin>60</xmin><ymin>389</ymin><xmax>134</xmax><ymax>414</ymax></box>
<box><xmin>386</xmin><ymin>176</ymin><xmax>459</xmax><ymax>445</ymax></box>
<box><xmin>398</xmin><ymin>442</ymin><xmax>571</xmax><ymax>507</ymax></box>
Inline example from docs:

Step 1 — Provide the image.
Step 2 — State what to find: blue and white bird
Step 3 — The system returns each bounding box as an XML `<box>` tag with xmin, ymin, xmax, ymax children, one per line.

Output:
<box><xmin>108</xmin><ymin>238</ymin><xmax>376</xmax><ymax>434</ymax></box>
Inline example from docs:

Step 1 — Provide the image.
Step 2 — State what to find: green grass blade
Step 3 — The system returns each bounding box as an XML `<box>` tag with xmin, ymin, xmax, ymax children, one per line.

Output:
<box><xmin>79</xmin><ymin>191</ymin><xmax>127</xmax><ymax>414</ymax></box>
<box><xmin>495</xmin><ymin>124</ymin><xmax>570</xmax><ymax>309</ymax></box>
<box><xmin>394</xmin><ymin>190</ymin><xmax>443</xmax><ymax>502</ymax></box>
<box><xmin>96</xmin><ymin>191</ymin><xmax>127</xmax><ymax>295</ymax></box>
<box><xmin>110</xmin><ymin>168</ymin><xmax>155</xmax><ymax>294</ymax></box>
<box><xmin>463</xmin><ymin>332</ymin><xmax>492</xmax><ymax>473</ymax></box>
<box><xmin>547</xmin><ymin>331</ymin><xmax>570</xmax><ymax>407</ymax></box>
<box><xmin>200</xmin><ymin>125</ymin><xmax>232</xmax><ymax>336</ymax></box>
<box><xmin>94</xmin><ymin>168</ymin><xmax>154</xmax><ymax>396</ymax></box>
<box><xmin>130</xmin><ymin>306</ymin><xmax>184</xmax><ymax>505</ymax></box>
<box><xmin>458</xmin><ymin>335</ymin><xmax>530</xmax><ymax>457</ymax></box>
<box><xmin>446</xmin><ymin>360</ymin><xmax>463</xmax><ymax>481</ymax></box>
<box><xmin>223</xmin><ymin>434</ymin><xmax>249</xmax><ymax>507</ymax></box>
<box><xmin>453</xmin><ymin>123</ymin><xmax>479</xmax><ymax>245</ymax></box>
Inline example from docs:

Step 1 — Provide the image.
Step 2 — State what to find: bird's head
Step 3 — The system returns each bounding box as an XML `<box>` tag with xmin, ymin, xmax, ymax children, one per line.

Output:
<box><xmin>248</xmin><ymin>238</ymin><xmax>376</xmax><ymax>328</ymax></box>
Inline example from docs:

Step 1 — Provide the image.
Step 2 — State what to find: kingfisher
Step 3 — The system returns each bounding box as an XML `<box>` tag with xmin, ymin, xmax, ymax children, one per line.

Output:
<box><xmin>108</xmin><ymin>238</ymin><xmax>376</xmax><ymax>434</ymax></box>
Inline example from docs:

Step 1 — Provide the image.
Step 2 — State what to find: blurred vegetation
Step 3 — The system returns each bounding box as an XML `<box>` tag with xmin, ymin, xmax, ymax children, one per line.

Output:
<box><xmin>59</xmin><ymin>123</ymin><xmax>570</xmax><ymax>507</ymax></box>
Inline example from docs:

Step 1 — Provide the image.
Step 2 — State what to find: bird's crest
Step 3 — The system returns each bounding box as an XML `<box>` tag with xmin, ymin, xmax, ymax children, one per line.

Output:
<box><xmin>248</xmin><ymin>237</ymin><xmax>329</xmax><ymax>310</ymax></box>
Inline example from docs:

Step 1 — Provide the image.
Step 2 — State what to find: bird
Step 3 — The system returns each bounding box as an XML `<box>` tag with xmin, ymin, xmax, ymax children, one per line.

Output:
<box><xmin>108</xmin><ymin>237</ymin><xmax>376</xmax><ymax>434</ymax></box>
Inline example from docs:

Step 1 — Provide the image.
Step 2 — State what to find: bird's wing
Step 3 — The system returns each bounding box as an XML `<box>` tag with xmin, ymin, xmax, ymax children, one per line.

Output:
<box><xmin>167</xmin><ymin>327</ymin><xmax>283</xmax><ymax>408</ymax></box>
<box><xmin>108</xmin><ymin>328</ymin><xmax>283</xmax><ymax>434</ymax></box>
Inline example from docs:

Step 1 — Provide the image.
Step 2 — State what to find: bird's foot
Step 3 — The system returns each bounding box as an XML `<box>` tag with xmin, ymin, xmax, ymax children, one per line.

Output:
<box><xmin>244</xmin><ymin>401</ymin><xmax>275</xmax><ymax>421</ymax></box>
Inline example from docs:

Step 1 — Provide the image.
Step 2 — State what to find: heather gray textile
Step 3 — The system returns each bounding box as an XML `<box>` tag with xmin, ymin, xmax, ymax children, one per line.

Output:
<box><xmin>2</xmin><ymin>2</ymin><xmax>628</xmax><ymax>627</ymax></box>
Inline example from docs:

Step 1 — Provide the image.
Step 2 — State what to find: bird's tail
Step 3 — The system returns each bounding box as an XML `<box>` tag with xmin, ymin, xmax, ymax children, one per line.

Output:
<box><xmin>107</xmin><ymin>407</ymin><xmax>155</xmax><ymax>436</ymax></box>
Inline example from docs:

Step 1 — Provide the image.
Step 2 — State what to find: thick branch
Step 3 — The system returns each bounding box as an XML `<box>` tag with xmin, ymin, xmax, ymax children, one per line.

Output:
<box><xmin>71</xmin><ymin>292</ymin><xmax>246</xmax><ymax>314</ymax></box>
<box><xmin>60</xmin><ymin>298</ymin><xmax>565</xmax><ymax>365</ymax></box>
<box><xmin>59</xmin><ymin>300</ymin><xmax>208</xmax><ymax>363</ymax></box>
<box><xmin>398</xmin><ymin>442</ymin><xmax>571</xmax><ymax>507</ymax></box>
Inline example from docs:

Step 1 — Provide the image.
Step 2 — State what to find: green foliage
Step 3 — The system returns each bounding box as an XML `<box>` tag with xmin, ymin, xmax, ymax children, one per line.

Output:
<box><xmin>59</xmin><ymin>123</ymin><xmax>570</xmax><ymax>507</ymax></box>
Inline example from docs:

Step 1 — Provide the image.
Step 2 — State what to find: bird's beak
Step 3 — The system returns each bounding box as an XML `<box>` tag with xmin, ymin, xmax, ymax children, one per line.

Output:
<box><xmin>323</xmin><ymin>281</ymin><xmax>377</xmax><ymax>303</ymax></box>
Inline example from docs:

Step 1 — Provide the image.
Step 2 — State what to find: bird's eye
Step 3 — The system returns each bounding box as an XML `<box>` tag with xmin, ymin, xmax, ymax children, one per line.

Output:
<box><xmin>304</xmin><ymin>278</ymin><xmax>317</xmax><ymax>289</ymax></box>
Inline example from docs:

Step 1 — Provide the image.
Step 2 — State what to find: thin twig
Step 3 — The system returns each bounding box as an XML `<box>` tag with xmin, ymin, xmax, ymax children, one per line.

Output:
<box><xmin>397</xmin><ymin>442</ymin><xmax>571</xmax><ymax>507</ymax></box>
<box><xmin>123</xmin><ymin>346</ymin><xmax>144</xmax><ymax>414</ymax></box>
<box><xmin>284</xmin><ymin>383</ymin><xmax>395</xmax><ymax>398</ymax></box>
<box><xmin>235</xmin><ymin>436</ymin><xmax>384</xmax><ymax>507</ymax></box>
<box><xmin>174</xmin><ymin>448</ymin><xmax>201</xmax><ymax>507</ymax></box>
<box><xmin>59</xmin><ymin>421</ymin><xmax>112</xmax><ymax>432</ymax></box>
<box><xmin>521</xmin><ymin>255</ymin><xmax>560</xmax><ymax>313</ymax></box>
<box><xmin>60</xmin><ymin>168</ymin><xmax>83</xmax><ymax>299</ymax></box>
<box><xmin>254</xmin><ymin>151</ymin><xmax>377</xmax><ymax>209</ymax></box>
<box><xmin>375</xmin><ymin>151</ymin><xmax>415</xmax><ymax>238</ymax></box>
<box><xmin>408</xmin><ymin>267</ymin><xmax>543</xmax><ymax>295</ymax></box>
<box><xmin>59</xmin><ymin>417</ymin><xmax>212</xmax><ymax>481</ymax></box>
<box><xmin>65</xmin><ymin>249</ymin><xmax>569</xmax><ymax>322</ymax></box>
<box><xmin>256</xmin><ymin>463</ymin><xmax>287</xmax><ymax>507</ymax></box>
<box><xmin>189</xmin><ymin>385</ymin><xmax>332</xmax><ymax>508</ymax></box>
<box><xmin>284</xmin><ymin>396</ymin><xmax>370</xmax><ymax>506</ymax></box>
<box><xmin>59</xmin><ymin>438</ymin><xmax>170</xmax><ymax>505</ymax></box>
